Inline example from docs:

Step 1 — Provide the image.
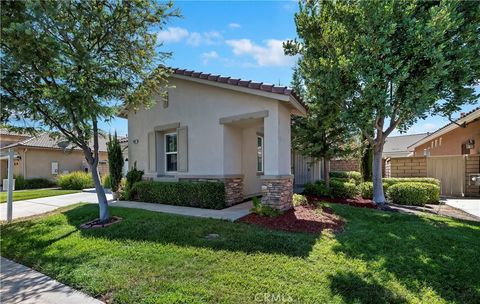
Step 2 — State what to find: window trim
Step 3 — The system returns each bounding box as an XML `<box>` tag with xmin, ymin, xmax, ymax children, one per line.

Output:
<box><xmin>164</xmin><ymin>132</ymin><xmax>178</xmax><ymax>173</ymax></box>
<box><xmin>257</xmin><ymin>135</ymin><xmax>264</xmax><ymax>173</ymax></box>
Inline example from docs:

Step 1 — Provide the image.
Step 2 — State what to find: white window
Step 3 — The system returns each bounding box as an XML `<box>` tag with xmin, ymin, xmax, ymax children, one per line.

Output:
<box><xmin>165</xmin><ymin>133</ymin><xmax>177</xmax><ymax>172</ymax></box>
<box><xmin>51</xmin><ymin>162</ymin><xmax>58</xmax><ymax>175</ymax></box>
<box><xmin>434</xmin><ymin>139</ymin><xmax>438</xmax><ymax>147</ymax></box>
<box><xmin>257</xmin><ymin>136</ymin><xmax>264</xmax><ymax>173</ymax></box>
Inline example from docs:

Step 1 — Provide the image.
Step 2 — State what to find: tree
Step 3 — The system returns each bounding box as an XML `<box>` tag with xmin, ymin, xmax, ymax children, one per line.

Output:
<box><xmin>291</xmin><ymin>65</ymin><xmax>359</xmax><ymax>187</ymax></box>
<box><xmin>1</xmin><ymin>0</ymin><xmax>179</xmax><ymax>222</ymax></box>
<box><xmin>360</xmin><ymin>133</ymin><xmax>373</xmax><ymax>182</ymax></box>
<box><xmin>107</xmin><ymin>132</ymin><xmax>124</xmax><ymax>194</ymax></box>
<box><xmin>285</xmin><ymin>0</ymin><xmax>480</xmax><ymax>205</ymax></box>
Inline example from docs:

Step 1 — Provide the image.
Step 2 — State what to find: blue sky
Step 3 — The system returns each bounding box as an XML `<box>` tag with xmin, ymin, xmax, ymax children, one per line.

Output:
<box><xmin>103</xmin><ymin>0</ymin><xmax>478</xmax><ymax>137</ymax></box>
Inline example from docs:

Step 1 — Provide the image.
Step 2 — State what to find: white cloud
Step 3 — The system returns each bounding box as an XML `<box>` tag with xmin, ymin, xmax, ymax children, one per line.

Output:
<box><xmin>226</xmin><ymin>39</ymin><xmax>296</xmax><ymax>67</ymax></box>
<box><xmin>422</xmin><ymin>123</ymin><xmax>437</xmax><ymax>132</ymax></box>
<box><xmin>157</xmin><ymin>27</ymin><xmax>189</xmax><ymax>43</ymax></box>
<box><xmin>228</xmin><ymin>23</ymin><xmax>241</xmax><ymax>29</ymax></box>
<box><xmin>187</xmin><ymin>32</ymin><xmax>202</xmax><ymax>46</ymax></box>
<box><xmin>201</xmin><ymin>51</ymin><xmax>219</xmax><ymax>65</ymax></box>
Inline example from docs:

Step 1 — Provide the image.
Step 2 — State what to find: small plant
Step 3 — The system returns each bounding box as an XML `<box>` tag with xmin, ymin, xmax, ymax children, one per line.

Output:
<box><xmin>58</xmin><ymin>171</ymin><xmax>93</xmax><ymax>190</ymax></box>
<box><xmin>303</xmin><ymin>180</ymin><xmax>330</xmax><ymax>196</ymax></box>
<box><xmin>330</xmin><ymin>171</ymin><xmax>363</xmax><ymax>185</ymax></box>
<box><xmin>250</xmin><ymin>197</ymin><xmax>283</xmax><ymax>217</ymax></box>
<box><xmin>107</xmin><ymin>132</ymin><xmax>124</xmax><ymax>193</ymax></box>
<box><xmin>330</xmin><ymin>180</ymin><xmax>359</xmax><ymax>198</ymax></box>
<box><xmin>120</xmin><ymin>163</ymin><xmax>144</xmax><ymax>200</ymax></box>
<box><xmin>102</xmin><ymin>174</ymin><xmax>111</xmax><ymax>189</ymax></box>
<box><xmin>293</xmin><ymin>194</ymin><xmax>308</xmax><ymax>206</ymax></box>
<box><xmin>358</xmin><ymin>182</ymin><xmax>373</xmax><ymax>199</ymax></box>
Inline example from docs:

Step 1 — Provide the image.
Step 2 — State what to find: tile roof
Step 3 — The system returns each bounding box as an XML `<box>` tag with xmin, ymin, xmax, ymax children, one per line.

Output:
<box><xmin>0</xmin><ymin>128</ymin><xmax>32</xmax><ymax>137</ymax></box>
<box><xmin>171</xmin><ymin>67</ymin><xmax>305</xmax><ymax>108</ymax></box>
<box><xmin>383</xmin><ymin>133</ymin><xmax>429</xmax><ymax>156</ymax></box>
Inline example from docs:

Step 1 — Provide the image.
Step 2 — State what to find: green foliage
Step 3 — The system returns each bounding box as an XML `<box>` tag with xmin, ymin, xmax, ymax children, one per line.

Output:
<box><xmin>131</xmin><ymin>181</ymin><xmax>226</xmax><ymax>210</ymax></box>
<box><xmin>360</xmin><ymin>138</ymin><xmax>373</xmax><ymax>182</ymax></box>
<box><xmin>102</xmin><ymin>175</ymin><xmax>111</xmax><ymax>189</ymax></box>
<box><xmin>13</xmin><ymin>175</ymin><xmax>56</xmax><ymax>190</ymax></box>
<box><xmin>293</xmin><ymin>194</ymin><xmax>308</xmax><ymax>206</ymax></box>
<box><xmin>303</xmin><ymin>180</ymin><xmax>330</xmax><ymax>196</ymax></box>
<box><xmin>58</xmin><ymin>171</ymin><xmax>93</xmax><ymax>190</ymax></box>
<box><xmin>251</xmin><ymin>197</ymin><xmax>283</xmax><ymax>217</ymax></box>
<box><xmin>330</xmin><ymin>171</ymin><xmax>363</xmax><ymax>185</ymax></box>
<box><xmin>330</xmin><ymin>180</ymin><xmax>359</xmax><ymax>199</ymax></box>
<box><xmin>358</xmin><ymin>182</ymin><xmax>374</xmax><ymax>199</ymax></box>
<box><xmin>383</xmin><ymin>178</ymin><xmax>441</xmax><ymax>191</ymax></box>
<box><xmin>107</xmin><ymin>133</ymin><xmax>124</xmax><ymax>192</ymax></box>
<box><xmin>387</xmin><ymin>182</ymin><xmax>440</xmax><ymax>206</ymax></box>
<box><xmin>121</xmin><ymin>166</ymin><xmax>144</xmax><ymax>200</ymax></box>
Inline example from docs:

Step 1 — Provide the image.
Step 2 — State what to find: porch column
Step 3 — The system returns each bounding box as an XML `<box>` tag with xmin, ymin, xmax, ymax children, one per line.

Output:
<box><xmin>261</xmin><ymin>104</ymin><xmax>293</xmax><ymax>210</ymax></box>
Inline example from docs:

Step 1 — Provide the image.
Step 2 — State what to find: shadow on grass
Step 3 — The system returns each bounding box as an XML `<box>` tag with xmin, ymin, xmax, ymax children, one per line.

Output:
<box><xmin>328</xmin><ymin>204</ymin><xmax>480</xmax><ymax>304</ymax></box>
<box><xmin>59</xmin><ymin>204</ymin><xmax>320</xmax><ymax>258</ymax></box>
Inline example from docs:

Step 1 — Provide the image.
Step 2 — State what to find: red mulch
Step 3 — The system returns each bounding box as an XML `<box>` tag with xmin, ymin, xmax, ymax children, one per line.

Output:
<box><xmin>306</xmin><ymin>195</ymin><xmax>377</xmax><ymax>209</ymax></box>
<box><xmin>238</xmin><ymin>205</ymin><xmax>343</xmax><ymax>234</ymax></box>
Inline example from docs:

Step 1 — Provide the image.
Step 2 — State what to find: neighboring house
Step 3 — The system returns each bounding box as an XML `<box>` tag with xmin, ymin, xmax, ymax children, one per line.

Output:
<box><xmin>0</xmin><ymin>130</ymin><xmax>111</xmax><ymax>182</ymax></box>
<box><xmin>121</xmin><ymin>68</ymin><xmax>306</xmax><ymax>210</ymax></box>
<box><xmin>410</xmin><ymin>107</ymin><xmax>480</xmax><ymax>156</ymax></box>
<box><xmin>383</xmin><ymin>133</ymin><xmax>429</xmax><ymax>158</ymax></box>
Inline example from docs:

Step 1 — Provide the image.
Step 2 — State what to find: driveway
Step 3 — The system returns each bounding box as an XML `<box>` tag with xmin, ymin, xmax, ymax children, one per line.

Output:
<box><xmin>444</xmin><ymin>198</ymin><xmax>480</xmax><ymax>218</ymax></box>
<box><xmin>0</xmin><ymin>191</ymin><xmax>113</xmax><ymax>221</ymax></box>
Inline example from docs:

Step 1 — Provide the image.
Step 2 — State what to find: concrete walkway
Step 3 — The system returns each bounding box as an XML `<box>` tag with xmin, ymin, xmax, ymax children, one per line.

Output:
<box><xmin>0</xmin><ymin>192</ymin><xmax>113</xmax><ymax>221</ymax></box>
<box><xmin>444</xmin><ymin>198</ymin><xmax>480</xmax><ymax>218</ymax></box>
<box><xmin>0</xmin><ymin>257</ymin><xmax>102</xmax><ymax>304</ymax></box>
<box><xmin>111</xmin><ymin>200</ymin><xmax>252</xmax><ymax>221</ymax></box>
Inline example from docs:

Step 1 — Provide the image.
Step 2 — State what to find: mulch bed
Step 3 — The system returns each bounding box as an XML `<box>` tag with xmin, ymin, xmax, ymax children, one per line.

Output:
<box><xmin>238</xmin><ymin>205</ymin><xmax>343</xmax><ymax>234</ymax></box>
<box><xmin>306</xmin><ymin>195</ymin><xmax>377</xmax><ymax>209</ymax></box>
<box><xmin>79</xmin><ymin>216</ymin><xmax>123</xmax><ymax>229</ymax></box>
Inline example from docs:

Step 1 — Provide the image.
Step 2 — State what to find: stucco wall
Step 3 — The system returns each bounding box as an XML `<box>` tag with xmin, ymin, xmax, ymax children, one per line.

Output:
<box><xmin>414</xmin><ymin>119</ymin><xmax>480</xmax><ymax>156</ymax></box>
<box><xmin>128</xmin><ymin>78</ymin><xmax>291</xmax><ymax>177</ymax></box>
<box><xmin>242</xmin><ymin>123</ymin><xmax>263</xmax><ymax>197</ymax></box>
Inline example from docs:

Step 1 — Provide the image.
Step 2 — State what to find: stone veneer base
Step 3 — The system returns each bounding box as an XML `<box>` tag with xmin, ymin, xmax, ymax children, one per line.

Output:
<box><xmin>261</xmin><ymin>175</ymin><xmax>293</xmax><ymax>211</ymax></box>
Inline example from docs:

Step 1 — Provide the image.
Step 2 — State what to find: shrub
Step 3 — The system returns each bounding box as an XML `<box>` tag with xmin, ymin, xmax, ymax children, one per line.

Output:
<box><xmin>330</xmin><ymin>177</ymin><xmax>356</xmax><ymax>184</ymax></box>
<box><xmin>131</xmin><ymin>180</ymin><xmax>226</xmax><ymax>209</ymax></box>
<box><xmin>58</xmin><ymin>171</ymin><xmax>93</xmax><ymax>190</ymax></box>
<box><xmin>303</xmin><ymin>180</ymin><xmax>330</xmax><ymax>196</ymax></box>
<box><xmin>387</xmin><ymin>182</ymin><xmax>440</xmax><ymax>206</ymax></box>
<box><xmin>13</xmin><ymin>175</ymin><xmax>56</xmax><ymax>190</ymax></box>
<box><xmin>251</xmin><ymin>197</ymin><xmax>283</xmax><ymax>217</ymax></box>
<box><xmin>293</xmin><ymin>194</ymin><xmax>308</xmax><ymax>206</ymax></box>
<box><xmin>358</xmin><ymin>182</ymin><xmax>373</xmax><ymax>199</ymax></box>
<box><xmin>107</xmin><ymin>133</ymin><xmax>124</xmax><ymax>192</ymax></box>
<box><xmin>120</xmin><ymin>166</ymin><xmax>144</xmax><ymax>200</ymax></box>
<box><xmin>330</xmin><ymin>180</ymin><xmax>359</xmax><ymax>198</ymax></box>
<box><xmin>330</xmin><ymin>171</ymin><xmax>362</xmax><ymax>184</ymax></box>
<box><xmin>102</xmin><ymin>174</ymin><xmax>111</xmax><ymax>189</ymax></box>
<box><xmin>382</xmin><ymin>177</ymin><xmax>440</xmax><ymax>191</ymax></box>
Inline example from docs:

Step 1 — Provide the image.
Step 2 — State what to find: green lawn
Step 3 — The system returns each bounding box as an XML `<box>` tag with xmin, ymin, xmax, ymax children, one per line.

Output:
<box><xmin>0</xmin><ymin>189</ymin><xmax>80</xmax><ymax>203</ymax></box>
<box><xmin>1</xmin><ymin>203</ymin><xmax>479</xmax><ymax>304</ymax></box>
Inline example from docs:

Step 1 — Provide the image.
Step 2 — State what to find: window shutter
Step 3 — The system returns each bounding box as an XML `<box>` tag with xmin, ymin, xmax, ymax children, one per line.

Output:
<box><xmin>177</xmin><ymin>126</ymin><xmax>188</xmax><ymax>172</ymax></box>
<box><xmin>148</xmin><ymin>131</ymin><xmax>156</xmax><ymax>173</ymax></box>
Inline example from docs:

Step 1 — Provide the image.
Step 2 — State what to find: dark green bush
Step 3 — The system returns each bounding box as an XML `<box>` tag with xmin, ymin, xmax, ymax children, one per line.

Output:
<box><xmin>387</xmin><ymin>182</ymin><xmax>440</xmax><ymax>206</ymax></box>
<box><xmin>131</xmin><ymin>180</ymin><xmax>226</xmax><ymax>209</ymax></box>
<box><xmin>121</xmin><ymin>167</ymin><xmax>144</xmax><ymax>200</ymax></box>
<box><xmin>330</xmin><ymin>180</ymin><xmax>359</xmax><ymax>198</ymax></box>
<box><xmin>358</xmin><ymin>182</ymin><xmax>373</xmax><ymax>199</ymax></box>
<box><xmin>251</xmin><ymin>197</ymin><xmax>283</xmax><ymax>217</ymax></box>
<box><xmin>303</xmin><ymin>180</ymin><xmax>330</xmax><ymax>196</ymax></box>
<box><xmin>383</xmin><ymin>178</ymin><xmax>440</xmax><ymax>191</ymax></box>
<box><xmin>13</xmin><ymin>175</ymin><xmax>56</xmax><ymax>190</ymax></box>
<box><xmin>58</xmin><ymin>171</ymin><xmax>93</xmax><ymax>190</ymax></box>
<box><xmin>330</xmin><ymin>171</ymin><xmax>362</xmax><ymax>184</ymax></box>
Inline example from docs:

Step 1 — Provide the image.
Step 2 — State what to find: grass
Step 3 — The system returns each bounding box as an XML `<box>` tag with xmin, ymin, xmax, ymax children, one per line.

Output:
<box><xmin>0</xmin><ymin>189</ymin><xmax>80</xmax><ymax>203</ymax></box>
<box><xmin>1</xmin><ymin>203</ymin><xmax>479</xmax><ymax>304</ymax></box>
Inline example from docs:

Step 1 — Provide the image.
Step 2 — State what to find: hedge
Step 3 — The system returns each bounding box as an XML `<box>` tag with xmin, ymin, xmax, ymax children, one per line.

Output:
<box><xmin>383</xmin><ymin>177</ymin><xmax>440</xmax><ymax>191</ymax></box>
<box><xmin>58</xmin><ymin>171</ymin><xmax>94</xmax><ymax>190</ymax></box>
<box><xmin>358</xmin><ymin>182</ymin><xmax>373</xmax><ymax>199</ymax></box>
<box><xmin>330</xmin><ymin>180</ymin><xmax>359</xmax><ymax>198</ymax></box>
<box><xmin>304</xmin><ymin>180</ymin><xmax>330</xmax><ymax>196</ymax></box>
<box><xmin>131</xmin><ymin>181</ymin><xmax>226</xmax><ymax>209</ymax></box>
<box><xmin>330</xmin><ymin>171</ymin><xmax>362</xmax><ymax>185</ymax></box>
<box><xmin>387</xmin><ymin>182</ymin><xmax>440</xmax><ymax>206</ymax></box>
<box><xmin>14</xmin><ymin>175</ymin><xmax>56</xmax><ymax>190</ymax></box>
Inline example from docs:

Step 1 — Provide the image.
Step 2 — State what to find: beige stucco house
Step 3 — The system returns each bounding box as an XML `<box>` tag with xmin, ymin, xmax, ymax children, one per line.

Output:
<box><xmin>0</xmin><ymin>130</ymin><xmax>110</xmax><ymax>182</ymax></box>
<box><xmin>121</xmin><ymin>68</ymin><xmax>306</xmax><ymax>210</ymax></box>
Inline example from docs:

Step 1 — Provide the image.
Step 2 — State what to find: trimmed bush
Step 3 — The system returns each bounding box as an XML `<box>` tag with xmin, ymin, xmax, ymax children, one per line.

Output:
<box><xmin>293</xmin><ymin>194</ymin><xmax>308</xmax><ymax>206</ymax></box>
<box><xmin>251</xmin><ymin>196</ymin><xmax>282</xmax><ymax>217</ymax></box>
<box><xmin>330</xmin><ymin>180</ymin><xmax>359</xmax><ymax>198</ymax></box>
<box><xmin>303</xmin><ymin>180</ymin><xmax>330</xmax><ymax>196</ymax></box>
<box><xmin>131</xmin><ymin>180</ymin><xmax>226</xmax><ymax>209</ymax></box>
<box><xmin>330</xmin><ymin>177</ymin><xmax>356</xmax><ymax>184</ymax></box>
<box><xmin>13</xmin><ymin>175</ymin><xmax>56</xmax><ymax>190</ymax></box>
<box><xmin>358</xmin><ymin>182</ymin><xmax>373</xmax><ymax>199</ymax></box>
<box><xmin>383</xmin><ymin>177</ymin><xmax>440</xmax><ymax>191</ymax></box>
<box><xmin>102</xmin><ymin>175</ymin><xmax>111</xmax><ymax>189</ymax></box>
<box><xmin>330</xmin><ymin>171</ymin><xmax>362</xmax><ymax>184</ymax></box>
<box><xmin>120</xmin><ymin>167</ymin><xmax>144</xmax><ymax>200</ymax></box>
<box><xmin>387</xmin><ymin>182</ymin><xmax>440</xmax><ymax>206</ymax></box>
<box><xmin>58</xmin><ymin>171</ymin><xmax>93</xmax><ymax>190</ymax></box>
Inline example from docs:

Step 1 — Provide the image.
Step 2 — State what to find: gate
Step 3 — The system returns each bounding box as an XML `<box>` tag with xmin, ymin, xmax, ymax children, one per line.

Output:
<box><xmin>426</xmin><ymin>156</ymin><xmax>465</xmax><ymax>196</ymax></box>
<box><xmin>292</xmin><ymin>152</ymin><xmax>323</xmax><ymax>186</ymax></box>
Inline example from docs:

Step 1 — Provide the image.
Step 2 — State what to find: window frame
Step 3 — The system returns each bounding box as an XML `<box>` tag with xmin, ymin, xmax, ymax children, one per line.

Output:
<box><xmin>164</xmin><ymin>132</ymin><xmax>178</xmax><ymax>173</ymax></box>
<box><xmin>256</xmin><ymin>135</ymin><xmax>264</xmax><ymax>173</ymax></box>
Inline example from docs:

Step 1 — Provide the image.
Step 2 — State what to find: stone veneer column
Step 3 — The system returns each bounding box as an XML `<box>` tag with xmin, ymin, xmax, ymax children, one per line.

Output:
<box><xmin>224</xmin><ymin>176</ymin><xmax>244</xmax><ymax>206</ymax></box>
<box><xmin>261</xmin><ymin>175</ymin><xmax>293</xmax><ymax>211</ymax></box>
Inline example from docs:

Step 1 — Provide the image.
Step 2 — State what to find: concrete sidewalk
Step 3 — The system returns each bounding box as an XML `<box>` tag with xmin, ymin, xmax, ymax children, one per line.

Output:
<box><xmin>0</xmin><ymin>192</ymin><xmax>113</xmax><ymax>221</ymax></box>
<box><xmin>444</xmin><ymin>198</ymin><xmax>480</xmax><ymax>218</ymax></box>
<box><xmin>111</xmin><ymin>200</ymin><xmax>252</xmax><ymax>221</ymax></box>
<box><xmin>0</xmin><ymin>257</ymin><xmax>102</xmax><ymax>304</ymax></box>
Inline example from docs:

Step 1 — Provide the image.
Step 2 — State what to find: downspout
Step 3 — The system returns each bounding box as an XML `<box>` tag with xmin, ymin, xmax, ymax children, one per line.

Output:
<box><xmin>23</xmin><ymin>148</ymin><xmax>27</xmax><ymax>177</ymax></box>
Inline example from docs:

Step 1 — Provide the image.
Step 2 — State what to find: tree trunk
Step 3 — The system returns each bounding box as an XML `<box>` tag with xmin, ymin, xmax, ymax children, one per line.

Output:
<box><xmin>89</xmin><ymin>161</ymin><xmax>109</xmax><ymax>222</ymax></box>
<box><xmin>372</xmin><ymin>143</ymin><xmax>386</xmax><ymax>206</ymax></box>
<box><xmin>324</xmin><ymin>157</ymin><xmax>330</xmax><ymax>188</ymax></box>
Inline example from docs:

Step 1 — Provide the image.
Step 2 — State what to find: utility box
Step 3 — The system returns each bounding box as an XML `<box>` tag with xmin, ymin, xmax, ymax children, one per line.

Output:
<box><xmin>2</xmin><ymin>179</ymin><xmax>15</xmax><ymax>191</ymax></box>
<box><xmin>470</xmin><ymin>174</ymin><xmax>480</xmax><ymax>186</ymax></box>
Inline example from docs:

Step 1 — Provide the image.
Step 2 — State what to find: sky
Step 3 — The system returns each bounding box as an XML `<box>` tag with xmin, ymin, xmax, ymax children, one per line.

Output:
<box><xmin>101</xmin><ymin>0</ymin><xmax>478</xmax><ymax>137</ymax></box>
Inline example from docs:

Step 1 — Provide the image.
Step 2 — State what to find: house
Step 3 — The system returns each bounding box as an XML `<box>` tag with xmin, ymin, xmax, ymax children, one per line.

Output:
<box><xmin>409</xmin><ymin>107</ymin><xmax>480</xmax><ymax>156</ymax></box>
<box><xmin>121</xmin><ymin>68</ymin><xmax>307</xmax><ymax>210</ymax></box>
<box><xmin>0</xmin><ymin>130</ymin><xmax>111</xmax><ymax>182</ymax></box>
<box><xmin>383</xmin><ymin>133</ymin><xmax>428</xmax><ymax>158</ymax></box>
